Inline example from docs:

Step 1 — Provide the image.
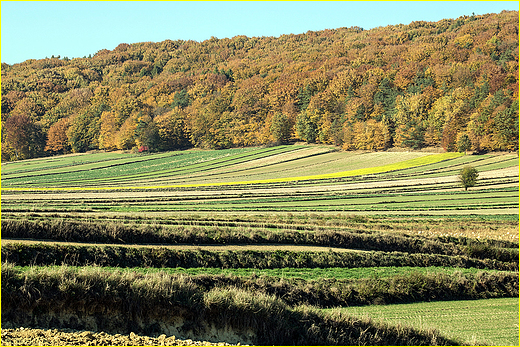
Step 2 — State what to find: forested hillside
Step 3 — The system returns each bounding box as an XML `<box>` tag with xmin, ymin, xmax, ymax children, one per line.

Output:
<box><xmin>1</xmin><ymin>10</ymin><xmax>518</xmax><ymax>161</ymax></box>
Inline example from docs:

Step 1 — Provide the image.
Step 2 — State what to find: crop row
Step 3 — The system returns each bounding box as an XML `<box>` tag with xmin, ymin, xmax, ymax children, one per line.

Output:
<box><xmin>128</xmin><ymin>153</ymin><xmax>516</xmax><ymax>188</ymax></box>
<box><xmin>1</xmin><ymin>146</ymin><xmax>255</xmax><ymax>178</ymax></box>
<box><xmin>381</xmin><ymin>154</ymin><xmax>518</xmax><ymax>178</ymax></box>
<box><xmin>96</xmin><ymin>265</ymin><xmax>504</xmax><ymax>281</ymax></box>
<box><xmin>1</xmin><ymin>151</ymin><xmax>182</xmax><ymax>179</ymax></box>
<box><xmin>2</xmin><ymin>211</ymin><xmax>518</xmax><ymax>244</ymax></box>
<box><xmin>2</xmin><ymin>161</ymin><xmax>517</xmax><ymax>197</ymax></box>
<box><xmin>3</xmin><ymin>147</ymin><xmax>517</xmax><ymax>195</ymax></box>
<box><xmin>25</xmin><ymin>187</ymin><xmax>515</xmax><ymax>205</ymax></box>
<box><xmin>2</xmin><ymin>186</ymin><xmax>517</xmax><ymax>215</ymax></box>
<box><xmin>188</xmin><ymin>154</ymin><xmax>518</xmax><ymax>190</ymax></box>
<box><xmin>1</xmin><ymin>146</ymin><xmax>301</xmax><ymax>187</ymax></box>
<box><xmin>0</xmin><ymin>150</ymin><xmax>462</xmax><ymax>189</ymax></box>
<box><xmin>5</xmin><ymin>199</ymin><xmax>516</xmax><ymax>213</ymax></box>
<box><xmin>1</xmin><ymin>151</ymin><xmax>148</xmax><ymax>175</ymax></box>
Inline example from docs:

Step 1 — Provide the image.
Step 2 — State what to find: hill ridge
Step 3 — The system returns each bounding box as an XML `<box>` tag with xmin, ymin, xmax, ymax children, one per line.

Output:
<box><xmin>1</xmin><ymin>10</ymin><xmax>518</xmax><ymax>161</ymax></box>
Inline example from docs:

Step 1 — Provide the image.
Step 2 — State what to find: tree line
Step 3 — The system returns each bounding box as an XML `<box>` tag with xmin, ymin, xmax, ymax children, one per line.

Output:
<box><xmin>1</xmin><ymin>10</ymin><xmax>518</xmax><ymax>161</ymax></box>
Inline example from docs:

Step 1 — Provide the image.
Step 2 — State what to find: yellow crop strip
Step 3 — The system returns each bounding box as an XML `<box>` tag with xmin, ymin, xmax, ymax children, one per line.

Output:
<box><xmin>2</xmin><ymin>152</ymin><xmax>463</xmax><ymax>192</ymax></box>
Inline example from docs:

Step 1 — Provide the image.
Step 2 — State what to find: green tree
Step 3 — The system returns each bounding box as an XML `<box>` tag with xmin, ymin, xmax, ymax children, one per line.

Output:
<box><xmin>171</xmin><ymin>89</ymin><xmax>190</xmax><ymax>109</ymax></box>
<box><xmin>67</xmin><ymin>110</ymin><xmax>101</xmax><ymax>153</ymax></box>
<box><xmin>459</xmin><ymin>166</ymin><xmax>479</xmax><ymax>191</ymax></box>
<box><xmin>296</xmin><ymin>111</ymin><xmax>318</xmax><ymax>143</ymax></box>
<box><xmin>456</xmin><ymin>133</ymin><xmax>472</xmax><ymax>153</ymax></box>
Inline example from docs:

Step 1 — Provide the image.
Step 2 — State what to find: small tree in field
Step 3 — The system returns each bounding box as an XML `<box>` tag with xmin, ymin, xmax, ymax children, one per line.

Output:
<box><xmin>459</xmin><ymin>166</ymin><xmax>479</xmax><ymax>191</ymax></box>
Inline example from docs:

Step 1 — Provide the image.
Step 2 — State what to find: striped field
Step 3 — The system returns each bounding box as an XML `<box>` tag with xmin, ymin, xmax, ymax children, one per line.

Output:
<box><xmin>1</xmin><ymin>145</ymin><xmax>518</xmax><ymax>346</ymax></box>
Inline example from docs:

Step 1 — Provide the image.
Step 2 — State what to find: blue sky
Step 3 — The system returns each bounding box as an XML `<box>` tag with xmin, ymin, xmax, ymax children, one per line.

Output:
<box><xmin>1</xmin><ymin>1</ymin><xmax>518</xmax><ymax>65</ymax></box>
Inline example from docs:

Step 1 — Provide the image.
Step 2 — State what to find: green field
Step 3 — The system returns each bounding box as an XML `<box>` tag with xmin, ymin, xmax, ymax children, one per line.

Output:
<box><xmin>1</xmin><ymin>145</ymin><xmax>518</xmax><ymax>346</ymax></box>
<box><xmin>1</xmin><ymin>146</ymin><xmax>515</xmax><ymax>190</ymax></box>
<box><xmin>333</xmin><ymin>297</ymin><xmax>519</xmax><ymax>346</ymax></box>
<box><xmin>22</xmin><ymin>264</ymin><xmax>509</xmax><ymax>281</ymax></box>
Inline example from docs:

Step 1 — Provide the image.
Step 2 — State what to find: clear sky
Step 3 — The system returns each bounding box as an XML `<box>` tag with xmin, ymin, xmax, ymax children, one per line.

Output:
<box><xmin>1</xmin><ymin>1</ymin><xmax>518</xmax><ymax>65</ymax></box>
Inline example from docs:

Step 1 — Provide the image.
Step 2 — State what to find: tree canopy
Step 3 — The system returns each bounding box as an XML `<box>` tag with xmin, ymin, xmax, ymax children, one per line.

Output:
<box><xmin>1</xmin><ymin>11</ymin><xmax>518</xmax><ymax>161</ymax></box>
<box><xmin>459</xmin><ymin>166</ymin><xmax>479</xmax><ymax>190</ymax></box>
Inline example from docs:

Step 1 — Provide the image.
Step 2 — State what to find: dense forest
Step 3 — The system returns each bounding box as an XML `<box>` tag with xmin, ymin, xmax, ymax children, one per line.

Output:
<box><xmin>1</xmin><ymin>10</ymin><xmax>518</xmax><ymax>161</ymax></box>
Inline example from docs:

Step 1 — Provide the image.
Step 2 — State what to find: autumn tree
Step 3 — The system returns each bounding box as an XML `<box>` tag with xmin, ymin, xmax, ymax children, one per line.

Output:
<box><xmin>45</xmin><ymin>117</ymin><xmax>71</xmax><ymax>153</ymax></box>
<box><xmin>2</xmin><ymin>114</ymin><xmax>45</xmax><ymax>160</ymax></box>
<box><xmin>154</xmin><ymin>108</ymin><xmax>190</xmax><ymax>150</ymax></box>
<box><xmin>135</xmin><ymin>114</ymin><xmax>160</xmax><ymax>150</ymax></box>
<box><xmin>67</xmin><ymin>108</ymin><xmax>103</xmax><ymax>153</ymax></box>
<box><xmin>468</xmin><ymin>90</ymin><xmax>518</xmax><ymax>152</ymax></box>
<box><xmin>1</xmin><ymin>10</ymin><xmax>518</xmax><ymax>160</ymax></box>
<box><xmin>96</xmin><ymin>111</ymin><xmax>119</xmax><ymax>150</ymax></box>
<box><xmin>116</xmin><ymin>115</ymin><xmax>138</xmax><ymax>150</ymax></box>
<box><xmin>393</xmin><ymin>94</ymin><xmax>428</xmax><ymax>149</ymax></box>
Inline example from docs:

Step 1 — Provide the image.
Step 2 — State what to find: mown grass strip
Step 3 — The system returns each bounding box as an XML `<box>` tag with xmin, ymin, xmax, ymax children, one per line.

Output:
<box><xmin>1</xmin><ymin>152</ymin><xmax>464</xmax><ymax>191</ymax></box>
<box><xmin>53</xmin><ymin>265</ymin><xmax>509</xmax><ymax>281</ymax></box>
<box><xmin>4</xmin><ymin>218</ymin><xmax>517</xmax><ymax>262</ymax></box>
<box><xmin>17</xmin><ymin>193</ymin><xmax>513</xmax><ymax>214</ymax></box>
<box><xmin>8</xmin><ymin>187</ymin><xmax>514</xmax><ymax>210</ymax></box>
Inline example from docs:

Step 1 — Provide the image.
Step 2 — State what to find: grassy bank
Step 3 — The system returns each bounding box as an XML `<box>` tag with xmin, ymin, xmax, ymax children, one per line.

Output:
<box><xmin>1</xmin><ymin>264</ymin><xmax>462</xmax><ymax>346</ymax></box>
<box><xmin>2</xmin><ymin>219</ymin><xmax>518</xmax><ymax>262</ymax></box>
<box><xmin>2</xmin><ymin>242</ymin><xmax>517</xmax><ymax>271</ymax></box>
<box><xmin>8</xmin><ymin>264</ymin><xmax>517</xmax><ymax>308</ymax></box>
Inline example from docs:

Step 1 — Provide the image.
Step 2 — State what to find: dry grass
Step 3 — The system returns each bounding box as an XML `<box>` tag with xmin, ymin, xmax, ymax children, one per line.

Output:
<box><xmin>0</xmin><ymin>239</ymin><xmax>360</xmax><ymax>253</ymax></box>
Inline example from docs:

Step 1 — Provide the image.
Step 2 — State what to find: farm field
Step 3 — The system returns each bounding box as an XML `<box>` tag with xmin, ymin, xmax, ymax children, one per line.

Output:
<box><xmin>1</xmin><ymin>144</ymin><xmax>519</xmax><ymax>346</ymax></box>
<box><xmin>332</xmin><ymin>297</ymin><xmax>519</xmax><ymax>346</ymax></box>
